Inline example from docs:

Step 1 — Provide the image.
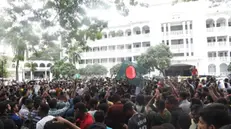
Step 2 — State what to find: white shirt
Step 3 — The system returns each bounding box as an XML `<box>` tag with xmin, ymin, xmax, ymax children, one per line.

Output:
<box><xmin>36</xmin><ymin>115</ymin><xmax>55</xmax><ymax>129</ymax></box>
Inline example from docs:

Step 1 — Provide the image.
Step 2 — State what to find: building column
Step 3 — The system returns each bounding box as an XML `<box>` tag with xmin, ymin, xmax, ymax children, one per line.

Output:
<box><xmin>182</xmin><ymin>21</ymin><xmax>186</xmax><ymax>34</ymax></box>
<box><xmin>183</xmin><ymin>38</ymin><xmax>187</xmax><ymax>57</ymax></box>
<box><xmin>45</xmin><ymin>70</ymin><xmax>47</xmax><ymax>80</ymax></box>
<box><xmin>49</xmin><ymin>72</ymin><xmax>53</xmax><ymax>81</ymax></box>
<box><xmin>168</xmin><ymin>23</ymin><xmax>171</xmax><ymax>48</ymax></box>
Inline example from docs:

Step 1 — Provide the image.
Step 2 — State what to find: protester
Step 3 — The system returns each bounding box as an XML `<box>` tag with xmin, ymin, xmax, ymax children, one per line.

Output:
<box><xmin>0</xmin><ymin>76</ymin><xmax>230</xmax><ymax>129</ymax></box>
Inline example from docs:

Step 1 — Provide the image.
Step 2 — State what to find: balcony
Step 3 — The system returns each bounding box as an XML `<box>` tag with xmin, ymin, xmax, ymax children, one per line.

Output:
<box><xmin>207</xmin><ymin>28</ymin><xmax>214</xmax><ymax>32</ymax></box>
<box><xmin>218</xmin><ymin>41</ymin><xmax>227</xmax><ymax>47</ymax></box>
<box><xmin>207</xmin><ymin>42</ymin><xmax>215</xmax><ymax>47</ymax></box>
<box><xmin>219</xmin><ymin>56</ymin><xmax>228</xmax><ymax>61</ymax></box>
<box><xmin>208</xmin><ymin>57</ymin><xmax>216</xmax><ymax>62</ymax></box>
<box><xmin>170</xmin><ymin>30</ymin><xmax>183</xmax><ymax>36</ymax></box>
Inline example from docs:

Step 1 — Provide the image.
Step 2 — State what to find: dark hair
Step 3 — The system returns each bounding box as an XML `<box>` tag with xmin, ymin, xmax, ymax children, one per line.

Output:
<box><xmin>89</xmin><ymin>99</ymin><xmax>98</xmax><ymax>109</ymax></box>
<box><xmin>199</xmin><ymin>104</ymin><xmax>230</xmax><ymax>129</ymax></box>
<box><xmin>49</xmin><ymin>99</ymin><xmax>57</xmax><ymax>109</ymax></box>
<box><xmin>166</xmin><ymin>95</ymin><xmax>178</xmax><ymax>106</ymax></box>
<box><xmin>151</xmin><ymin>126</ymin><xmax>165</xmax><ymax>129</ymax></box>
<box><xmin>123</xmin><ymin>102</ymin><xmax>134</xmax><ymax>112</ymax></box>
<box><xmin>2</xmin><ymin>119</ymin><xmax>17</xmax><ymax>129</ymax></box>
<box><xmin>178</xmin><ymin>113</ymin><xmax>191</xmax><ymax>129</ymax></box>
<box><xmin>112</xmin><ymin>94</ymin><xmax>121</xmax><ymax>103</ymax></box>
<box><xmin>190</xmin><ymin>104</ymin><xmax>203</xmax><ymax>112</ymax></box>
<box><xmin>44</xmin><ymin>120</ymin><xmax>66</xmax><ymax>129</ymax></box>
<box><xmin>161</xmin><ymin>123</ymin><xmax>175</xmax><ymax>129</ymax></box>
<box><xmin>97</xmin><ymin>103</ymin><xmax>109</xmax><ymax>114</ymax></box>
<box><xmin>94</xmin><ymin>110</ymin><xmax>105</xmax><ymax>123</ymax></box>
<box><xmin>124</xmin><ymin>93</ymin><xmax>131</xmax><ymax>99</ymax></box>
<box><xmin>0</xmin><ymin>120</ymin><xmax>3</xmax><ymax>129</ymax></box>
<box><xmin>190</xmin><ymin>98</ymin><xmax>202</xmax><ymax>107</ymax></box>
<box><xmin>136</xmin><ymin>94</ymin><xmax>145</xmax><ymax>105</ymax></box>
<box><xmin>39</xmin><ymin>103</ymin><xmax>50</xmax><ymax>115</ymax></box>
<box><xmin>179</xmin><ymin>92</ymin><xmax>188</xmax><ymax>100</ymax></box>
<box><xmin>74</xmin><ymin>102</ymin><xmax>87</xmax><ymax>113</ymax></box>
<box><xmin>156</xmin><ymin>99</ymin><xmax>165</xmax><ymax>111</ymax></box>
<box><xmin>73</xmin><ymin>96</ymin><xmax>82</xmax><ymax>105</ymax></box>
<box><xmin>34</xmin><ymin>97</ymin><xmax>42</xmax><ymax>110</ymax></box>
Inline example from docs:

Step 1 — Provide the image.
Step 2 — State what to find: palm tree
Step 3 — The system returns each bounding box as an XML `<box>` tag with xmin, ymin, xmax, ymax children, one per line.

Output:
<box><xmin>25</xmin><ymin>62</ymin><xmax>37</xmax><ymax>80</ymax></box>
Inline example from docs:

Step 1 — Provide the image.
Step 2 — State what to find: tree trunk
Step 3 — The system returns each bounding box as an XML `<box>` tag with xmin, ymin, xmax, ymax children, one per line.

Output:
<box><xmin>16</xmin><ymin>60</ymin><xmax>19</xmax><ymax>81</ymax></box>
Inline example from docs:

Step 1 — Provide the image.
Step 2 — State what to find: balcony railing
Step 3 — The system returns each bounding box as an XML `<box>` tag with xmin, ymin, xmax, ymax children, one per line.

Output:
<box><xmin>219</xmin><ymin>56</ymin><xmax>228</xmax><ymax>61</ymax></box>
<box><xmin>208</xmin><ymin>57</ymin><xmax>216</xmax><ymax>61</ymax></box>
<box><xmin>207</xmin><ymin>28</ymin><xmax>214</xmax><ymax>32</ymax></box>
<box><xmin>170</xmin><ymin>30</ymin><xmax>183</xmax><ymax>35</ymax></box>
<box><xmin>207</xmin><ymin>42</ymin><xmax>215</xmax><ymax>47</ymax></box>
<box><xmin>218</xmin><ymin>41</ymin><xmax>227</xmax><ymax>47</ymax></box>
<box><xmin>171</xmin><ymin>44</ymin><xmax>184</xmax><ymax>49</ymax></box>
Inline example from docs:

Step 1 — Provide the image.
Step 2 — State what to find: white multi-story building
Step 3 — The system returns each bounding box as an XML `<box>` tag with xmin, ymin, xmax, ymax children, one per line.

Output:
<box><xmin>0</xmin><ymin>44</ymin><xmax>53</xmax><ymax>81</ymax></box>
<box><xmin>78</xmin><ymin>1</ymin><xmax>231</xmax><ymax>76</ymax></box>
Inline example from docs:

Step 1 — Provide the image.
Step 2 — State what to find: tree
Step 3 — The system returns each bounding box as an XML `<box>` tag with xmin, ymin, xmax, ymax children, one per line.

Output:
<box><xmin>24</xmin><ymin>62</ymin><xmax>37</xmax><ymax>80</ymax></box>
<box><xmin>79</xmin><ymin>64</ymin><xmax>108</xmax><ymax>76</ymax></box>
<box><xmin>50</xmin><ymin>60</ymin><xmax>77</xmax><ymax>79</ymax></box>
<box><xmin>110</xmin><ymin>63</ymin><xmax>122</xmax><ymax>77</ymax></box>
<box><xmin>0</xmin><ymin>57</ymin><xmax>8</xmax><ymax>78</ymax></box>
<box><xmin>228</xmin><ymin>62</ymin><xmax>231</xmax><ymax>72</ymax></box>
<box><xmin>137</xmin><ymin>44</ymin><xmax>173</xmax><ymax>76</ymax></box>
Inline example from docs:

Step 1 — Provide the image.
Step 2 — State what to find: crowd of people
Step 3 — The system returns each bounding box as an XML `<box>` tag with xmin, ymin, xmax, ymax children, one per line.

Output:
<box><xmin>0</xmin><ymin>76</ymin><xmax>231</xmax><ymax>129</ymax></box>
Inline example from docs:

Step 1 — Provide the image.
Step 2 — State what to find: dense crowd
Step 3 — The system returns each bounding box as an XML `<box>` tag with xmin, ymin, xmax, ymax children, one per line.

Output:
<box><xmin>0</xmin><ymin>76</ymin><xmax>231</xmax><ymax>129</ymax></box>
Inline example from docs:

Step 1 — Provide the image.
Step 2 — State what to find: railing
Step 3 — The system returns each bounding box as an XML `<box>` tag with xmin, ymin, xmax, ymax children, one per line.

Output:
<box><xmin>207</xmin><ymin>42</ymin><xmax>215</xmax><ymax>47</ymax></box>
<box><xmin>218</xmin><ymin>41</ymin><xmax>227</xmax><ymax>47</ymax></box>
<box><xmin>208</xmin><ymin>72</ymin><xmax>216</xmax><ymax>76</ymax></box>
<box><xmin>207</xmin><ymin>28</ymin><xmax>214</xmax><ymax>32</ymax></box>
<box><xmin>219</xmin><ymin>56</ymin><xmax>228</xmax><ymax>61</ymax></box>
<box><xmin>208</xmin><ymin>57</ymin><xmax>216</xmax><ymax>61</ymax></box>
<box><xmin>170</xmin><ymin>30</ymin><xmax>183</xmax><ymax>35</ymax></box>
<box><xmin>171</xmin><ymin>44</ymin><xmax>184</xmax><ymax>49</ymax></box>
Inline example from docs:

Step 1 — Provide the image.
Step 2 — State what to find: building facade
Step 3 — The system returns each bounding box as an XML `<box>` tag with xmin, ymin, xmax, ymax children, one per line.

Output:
<box><xmin>78</xmin><ymin>1</ymin><xmax>231</xmax><ymax>76</ymax></box>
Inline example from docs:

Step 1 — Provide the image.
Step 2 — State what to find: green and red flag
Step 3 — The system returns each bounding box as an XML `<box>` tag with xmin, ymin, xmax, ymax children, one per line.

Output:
<box><xmin>116</xmin><ymin>61</ymin><xmax>146</xmax><ymax>87</ymax></box>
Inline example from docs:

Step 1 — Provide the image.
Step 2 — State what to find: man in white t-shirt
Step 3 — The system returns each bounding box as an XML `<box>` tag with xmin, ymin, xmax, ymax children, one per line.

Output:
<box><xmin>36</xmin><ymin>103</ymin><xmax>54</xmax><ymax>129</ymax></box>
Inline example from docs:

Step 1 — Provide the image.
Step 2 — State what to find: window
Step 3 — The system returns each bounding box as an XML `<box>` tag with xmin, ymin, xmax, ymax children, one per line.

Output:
<box><xmin>86</xmin><ymin>59</ymin><xmax>92</xmax><ymax>64</ymax></box>
<box><xmin>79</xmin><ymin>60</ymin><xmax>85</xmax><ymax>64</ymax></box>
<box><xmin>104</xmin><ymin>35</ymin><xmax>107</xmax><ymax>38</ymax></box>
<box><xmin>145</xmin><ymin>30</ymin><xmax>150</xmax><ymax>34</ymax></box>
<box><xmin>93</xmin><ymin>59</ymin><xmax>100</xmax><ymax>63</ymax></box>
<box><xmin>191</xmin><ymin>38</ymin><xmax>193</xmax><ymax>44</ymax></box>
<box><xmin>170</xmin><ymin>25</ymin><xmax>183</xmax><ymax>31</ymax></box>
<box><xmin>93</xmin><ymin>47</ymin><xmax>99</xmax><ymax>52</ymax></box>
<box><xmin>100</xmin><ymin>46</ymin><xmax>107</xmax><ymax>51</ymax></box>
<box><xmin>166</xmin><ymin>40</ymin><xmax>169</xmax><ymax>45</ymax></box>
<box><xmin>142</xmin><ymin>42</ymin><xmax>150</xmax><ymax>47</ymax></box>
<box><xmin>109</xmin><ymin>58</ymin><xmax>116</xmax><ymax>63</ymax></box>
<box><xmin>185</xmin><ymin>24</ymin><xmax>188</xmax><ymax>30</ymax></box>
<box><xmin>133</xmin><ymin>43</ymin><xmax>141</xmax><ymax>48</ymax></box>
<box><xmin>117</xmin><ymin>57</ymin><xmax>124</xmax><ymax>63</ymax></box>
<box><xmin>191</xmin><ymin>52</ymin><xmax>194</xmax><ymax>56</ymax></box>
<box><xmin>109</xmin><ymin>46</ymin><xmax>115</xmax><ymax>51</ymax></box>
<box><xmin>125</xmin><ymin>44</ymin><xmax>132</xmax><ymax>49</ymax></box>
<box><xmin>162</xmin><ymin>40</ymin><xmax>165</xmax><ymax>43</ymax></box>
<box><xmin>127</xmin><ymin>32</ymin><xmax>131</xmax><ymax>36</ymax></box>
<box><xmin>187</xmin><ymin>53</ymin><xmax>189</xmax><ymax>56</ymax></box>
<box><xmin>133</xmin><ymin>56</ymin><xmax>140</xmax><ymax>61</ymax></box>
<box><xmin>173</xmin><ymin>53</ymin><xmax>184</xmax><ymax>57</ymax></box>
<box><xmin>229</xmin><ymin>22</ymin><xmax>231</xmax><ymax>27</ymax></box>
<box><xmin>190</xmin><ymin>24</ymin><xmax>192</xmax><ymax>29</ymax></box>
<box><xmin>101</xmin><ymin>58</ymin><xmax>108</xmax><ymax>63</ymax></box>
<box><xmin>161</xmin><ymin>26</ymin><xmax>164</xmax><ymax>32</ymax></box>
<box><xmin>117</xmin><ymin>45</ymin><xmax>124</xmax><ymax>50</ymax></box>
<box><xmin>186</xmin><ymin>39</ymin><xmax>188</xmax><ymax>44</ymax></box>
<box><xmin>126</xmin><ymin>57</ymin><xmax>132</xmax><ymax>61</ymax></box>
<box><xmin>166</xmin><ymin>26</ymin><xmax>168</xmax><ymax>32</ymax></box>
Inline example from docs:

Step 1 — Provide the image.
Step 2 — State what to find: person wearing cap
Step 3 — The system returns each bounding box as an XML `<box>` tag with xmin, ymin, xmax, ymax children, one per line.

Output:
<box><xmin>75</xmin><ymin>102</ymin><xmax>94</xmax><ymax>129</ymax></box>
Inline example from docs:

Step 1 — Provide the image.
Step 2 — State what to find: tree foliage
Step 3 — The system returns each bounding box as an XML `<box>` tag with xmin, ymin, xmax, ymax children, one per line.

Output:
<box><xmin>228</xmin><ymin>62</ymin><xmax>231</xmax><ymax>72</ymax></box>
<box><xmin>0</xmin><ymin>57</ymin><xmax>8</xmax><ymax>78</ymax></box>
<box><xmin>24</xmin><ymin>62</ymin><xmax>37</xmax><ymax>73</ymax></box>
<box><xmin>110</xmin><ymin>63</ymin><xmax>121</xmax><ymax>77</ymax></box>
<box><xmin>79</xmin><ymin>64</ymin><xmax>108</xmax><ymax>76</ymax></box>
<box><xmin>50</xmin><ymin>60</ymin><xmax>77</xmax><ymax>79</ymax></box>
<box><xmin>137</xmin><ymin>44</ymin><xmax>173</xmax><ymax>76</ymax></box>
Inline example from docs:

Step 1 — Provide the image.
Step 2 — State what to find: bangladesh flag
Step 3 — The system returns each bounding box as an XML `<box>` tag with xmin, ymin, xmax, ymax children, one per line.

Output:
<box><xmin>116</xmin><ymin>60</ymin><xmax>146</xmax><ymax>87</ymax></box>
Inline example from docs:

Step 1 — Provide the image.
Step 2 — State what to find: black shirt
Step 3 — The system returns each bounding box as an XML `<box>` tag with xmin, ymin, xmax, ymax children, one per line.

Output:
<box><xmin>128</xmin><ymin>113</ymin><xmax>148</xmax><ymax>129</ymax></box>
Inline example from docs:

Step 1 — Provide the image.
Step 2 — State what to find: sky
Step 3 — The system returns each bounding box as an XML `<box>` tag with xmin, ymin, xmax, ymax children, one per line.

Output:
<box><xmin>0</xmin><ymin>0</ymin><xmax>174</xmax><ymax>27</ymax></box>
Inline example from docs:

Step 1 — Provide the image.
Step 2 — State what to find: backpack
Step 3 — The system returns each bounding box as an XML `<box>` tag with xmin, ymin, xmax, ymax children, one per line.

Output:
<box><xmin>21</xmin><ymin>112</ymin><xmax>35</xmax><ymax>129</ymax></box>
